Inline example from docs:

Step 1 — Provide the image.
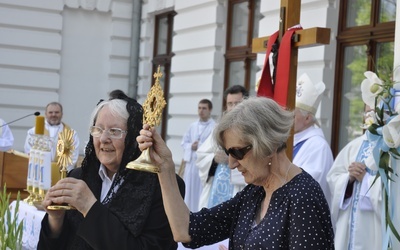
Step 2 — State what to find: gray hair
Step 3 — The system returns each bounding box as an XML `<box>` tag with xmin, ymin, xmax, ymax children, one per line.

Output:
<box><xmin>297</xmin><ymin>108</ymin><xmax>317</xmax><ymax>124</ymax></box>
<box><xmin>214</xmin><ymin>97</ymin><xmax>294</xmax><ymax>158</ymax></box>
<box><xmin>89</xmin><ymin>99</ymin><xmax>129</xmax><ymax>127</ymax></box>
<box><xmin>46</xmin><ymin>102</ymin><xmax>63</xmax><ymax>113</ymax></box>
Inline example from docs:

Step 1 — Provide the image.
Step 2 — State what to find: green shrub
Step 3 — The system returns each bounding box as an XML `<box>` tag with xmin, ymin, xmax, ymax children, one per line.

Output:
<box><xmin>0</xmin><ymin>186</ymin><xmax>23</xmax><ymax>250</ymax></box>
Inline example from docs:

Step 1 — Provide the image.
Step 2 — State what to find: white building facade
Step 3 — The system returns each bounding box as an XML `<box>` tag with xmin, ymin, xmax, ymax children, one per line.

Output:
<box><xmin>0</xmin><ymin>0</ymin><xmax>398</xmax><ymax>165</ymax></box>
<box><xmin>0</xmin><ymin>0</ymin><xmax>399</xmax><ymax>248</ymax></box>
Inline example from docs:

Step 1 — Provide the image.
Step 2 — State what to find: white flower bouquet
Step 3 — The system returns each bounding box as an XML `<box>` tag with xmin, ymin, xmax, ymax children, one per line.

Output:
<box><xmin>361</xmin><ymin>70</ymin><xmax>400</xmax><ymax>247</ymax></box>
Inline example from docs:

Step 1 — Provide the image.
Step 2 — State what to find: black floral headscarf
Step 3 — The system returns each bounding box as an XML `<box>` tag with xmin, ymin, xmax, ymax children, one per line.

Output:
<box><xmin>75</xmin><ymin>90</ymin><xmax>157</xmax><ymax>237</ymax></box>
<box><xmin>80</xmin><ymin>89</ymin><xmax>143</xmax><ymax>178</ymax></box>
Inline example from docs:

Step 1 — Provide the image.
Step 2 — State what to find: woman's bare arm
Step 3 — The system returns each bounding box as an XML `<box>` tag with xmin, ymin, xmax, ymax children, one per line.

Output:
<box><xmin>137</xmin><ymin>124</ymin><xmax>191</xmax><ymax>242</ymax></box>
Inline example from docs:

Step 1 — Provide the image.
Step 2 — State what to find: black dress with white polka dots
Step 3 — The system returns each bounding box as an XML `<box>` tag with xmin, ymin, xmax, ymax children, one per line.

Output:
<box><xmin>183</xmin><ymin>170</ymin><xmax>334</xmax><ymax>249</ymax></box>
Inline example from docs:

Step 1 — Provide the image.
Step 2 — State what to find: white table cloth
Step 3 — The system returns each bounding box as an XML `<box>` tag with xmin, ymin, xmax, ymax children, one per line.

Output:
<box><xmin>10</xmin><ymin>201</ymin><xmax>45</xmax><ymax>250</ymax></box>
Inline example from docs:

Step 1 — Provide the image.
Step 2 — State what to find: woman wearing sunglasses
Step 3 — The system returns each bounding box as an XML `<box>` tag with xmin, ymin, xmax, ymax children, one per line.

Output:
<box><xmin>137</xmin><ymin>97</ymin><xmax>334</xmax><ymax>249</ymax></box>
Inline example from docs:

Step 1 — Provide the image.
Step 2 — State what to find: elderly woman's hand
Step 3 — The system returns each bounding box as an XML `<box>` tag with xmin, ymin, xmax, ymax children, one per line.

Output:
<box><xmin>45</xmin><ymin>177</ymin><xmax>97</xmax><ymax>217</ymax></box>
<box><xmin>137</xmin><ymin>124</ymin><xmax>175</xmax><ymax>173</ymax></box>
<box><xmin>42</xmin><ymin>188</ymin><xmax>67</xmax><ymax>238</ymax></box>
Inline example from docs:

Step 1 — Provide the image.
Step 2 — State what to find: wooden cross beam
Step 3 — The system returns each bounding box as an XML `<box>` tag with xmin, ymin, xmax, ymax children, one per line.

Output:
<box><xmin>252</xmin><ymin>0</ymin><xmax>330</xmax><ymax>158</ymax></box>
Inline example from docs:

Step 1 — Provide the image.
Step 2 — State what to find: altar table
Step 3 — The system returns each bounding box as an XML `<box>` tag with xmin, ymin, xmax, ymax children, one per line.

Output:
<box><xmin>10</xmin><ymin>201</ymin><xmax>46</xmax><ymax>250</ymax></box>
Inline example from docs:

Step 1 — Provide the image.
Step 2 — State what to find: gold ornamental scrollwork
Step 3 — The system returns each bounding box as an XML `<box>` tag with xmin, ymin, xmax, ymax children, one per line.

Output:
<box><xmin>56</xmin><ymin>129</ymin><xmax>75</xmax><ymax>175</ymax></box>
<box><xmin>142</xmin><ymin>66</ymin><xmax>166</xmax><ymax>127</ymax></box>
<box><xmin>126</xmin><ymin>65</ymin><xmax>166</xmax><ymax>173</ymax></box>
<box><xmin>47</xmin><ymin>129</ymin><xmax>76</xmax><ymax>210</ymax></box>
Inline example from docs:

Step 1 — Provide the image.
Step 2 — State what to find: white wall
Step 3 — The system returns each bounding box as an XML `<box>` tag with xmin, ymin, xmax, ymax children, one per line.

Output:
<box><xmin>0</xmin><ymin>0</ymin><xmax>64</xmax><ymax>152</ymax></box>
<box><xmin>139</xmin><ymin>0</ymin><xmax>227</xmax><ymax>165</ymax></box>
<box><xmin>0</xmin><ymin>0</ymin><xmax>134</xmax><ymax>154</ymax></box>
<box><xmin>59</xmin><ymin>8</ymin><xmax>112</xmax><ymax>152</ymax></box>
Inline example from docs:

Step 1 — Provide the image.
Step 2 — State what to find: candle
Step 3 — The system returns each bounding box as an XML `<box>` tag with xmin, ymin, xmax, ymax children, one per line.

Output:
<box><xmin>35</xmin><ymin>116</ymin><xmax>45</xmax><ymax>135</ymax></box>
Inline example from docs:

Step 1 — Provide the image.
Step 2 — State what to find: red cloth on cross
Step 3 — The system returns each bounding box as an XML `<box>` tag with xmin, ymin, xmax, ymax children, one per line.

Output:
<box><xmin>257</xmin><ymin>25</ymin><xmax>303</xmax><ymax>108</ymax></box>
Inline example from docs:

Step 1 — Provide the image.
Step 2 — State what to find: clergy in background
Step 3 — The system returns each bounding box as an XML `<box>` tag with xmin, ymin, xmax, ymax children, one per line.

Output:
<box><xmin>196</xmin><ymin>85</ymin><xmax>249</xmax><ymax>211</ymax></box>
<box><xmin>0</xmin><ymin>118</ymin><xmax>14</xmax><ymax>151</ymax></box>
<box><xmin>24</xmin><ymin>102</ymin><xmax>80</xmax><ymax>171</ymax></box>
<box><xmin>292</xmin><ymin>73</ymin><xmax>333</xmax><ymax>207</ymax></box>
<box><xmin>181</xmin><ymin>99</ymin><xmax>215</xmax><ymax>212</ymax></box>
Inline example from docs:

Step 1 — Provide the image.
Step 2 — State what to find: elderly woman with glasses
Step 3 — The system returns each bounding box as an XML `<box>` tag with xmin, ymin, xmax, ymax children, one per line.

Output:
<box><xmin>137</xmin><ymin>97</ymin><xmax>334</xmax><ymax>249</ymax></box>
<box><xmin>38</xmin><ymin>90</ymin><xmax>185</xmax><ymax>250</ymax></box>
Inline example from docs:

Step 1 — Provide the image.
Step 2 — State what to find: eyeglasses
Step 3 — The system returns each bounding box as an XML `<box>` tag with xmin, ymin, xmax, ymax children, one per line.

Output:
<box><xmin>224</xmin><ymin>145</ymin><xmax>252</xmax><ymax>160</ymax></box>
<box><xmin>90</xmin><ymin>126</ymin><xmax>127</xmax><ymax>139</ymax></box>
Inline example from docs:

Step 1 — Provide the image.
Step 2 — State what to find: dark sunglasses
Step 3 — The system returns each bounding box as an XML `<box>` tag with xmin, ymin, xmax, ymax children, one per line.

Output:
<box><xmin>224</xmin><ymin>145</ymin><xmax>252</xmax><ymax>160</ymax></box>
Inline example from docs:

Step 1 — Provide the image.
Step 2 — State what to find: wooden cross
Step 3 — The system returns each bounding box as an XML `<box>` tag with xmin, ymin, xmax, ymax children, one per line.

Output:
<box><xmin>252</xmin><ymin>0</ymin><xmax>330</xmax><ymax>158</ymax></box>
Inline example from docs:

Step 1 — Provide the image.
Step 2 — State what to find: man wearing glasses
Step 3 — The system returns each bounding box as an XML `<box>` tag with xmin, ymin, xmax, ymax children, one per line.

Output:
<box><xmin>196</xmin><ymin>85</ymin><xmax>249</xmax><ymax>211</ymax></box>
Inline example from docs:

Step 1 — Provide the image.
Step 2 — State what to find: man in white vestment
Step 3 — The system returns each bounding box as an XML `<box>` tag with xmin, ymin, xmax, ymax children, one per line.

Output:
<box><xmin>292</xmin><ymin>73</ymin><xmax>333</xmax><ymax>207</ymax></box>
<box><xmin>327</xmin><ymin>133</ymin><xmax>382</xmax><ymax>250</ymax></box>
<box><xmin>178</xmin><ymin>87</ymin><xmax>247</xmax><ymax>250</ymax></box>
<box><xmin>0</xmin><ymin>118</ymin><xmax>14</xmax><ymax>151</ymax></box>
<box><xmin>24</xmin><ymin>102</ymin><xmax>80</xmax><ymax>172</ymax></box>
<box><xmin>181</xmin><ymin>99</ymin><xmax>215</xmax><ymax>212</ymax></box>
<box><xmin>196</xmin><ymin>85</ymin><xmax>249</xmax><ymax>210</ymax></box>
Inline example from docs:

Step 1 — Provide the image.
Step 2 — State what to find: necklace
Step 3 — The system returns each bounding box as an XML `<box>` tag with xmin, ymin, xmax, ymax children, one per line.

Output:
<box><xmin>284</xmin><ymin>163</ymin><xmax>293</xmax><ymax>184</ymax></box>
<box><xmin>275</xmin><ymin>163</ymin><xmax>293</xmax><ymax>187</ymax></box>
<box><xmin>259</xmin><ymin>164</ymin><xmax>293</xmax><ymax>224</ymax></box>
<box><xmin>265</xmin><ymin>163</ymin><xmax>294</xmax><ymax>189</ymax></box>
